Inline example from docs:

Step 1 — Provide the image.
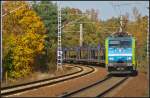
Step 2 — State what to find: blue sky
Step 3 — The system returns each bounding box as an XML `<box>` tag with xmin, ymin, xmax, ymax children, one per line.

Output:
<box><xmin>54</xmin><ymin>1</ymin><xmax>149</xmax><ymax>21</ymax></box>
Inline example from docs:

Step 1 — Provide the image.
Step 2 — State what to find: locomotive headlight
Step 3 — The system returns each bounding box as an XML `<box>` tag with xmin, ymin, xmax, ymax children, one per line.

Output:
<box><xmin>127</xmin><ymin>57</ymin><xmax>132</xmax><ymax>60</ymax></box>
<box><xmin>109</xmin><ymin>57</ymin><xmax>114</xmax><ymax>60</ymax></box>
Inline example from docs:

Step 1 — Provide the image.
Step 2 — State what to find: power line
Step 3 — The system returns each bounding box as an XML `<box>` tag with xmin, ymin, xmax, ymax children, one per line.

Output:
<box><xmin>2</xmin><ymin>5</ymin><xmax>24</xmax><ymax>17</ymax></box>
<box><xmin>111</xmin><ymin>2</ymin><xmax>147</xmax><ymax>6</ymax></box>
<box><xmin>61</xmin><ymin>14</ymin><xmax>90</xmax><ymax>29</ymax></box>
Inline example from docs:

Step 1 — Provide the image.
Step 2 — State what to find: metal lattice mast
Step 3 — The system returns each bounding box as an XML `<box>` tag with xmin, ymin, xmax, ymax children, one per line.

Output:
<box><xmin>57</xmin><ymin>5</ymin><xmax>63</xmax><ymax>70</ymax></box>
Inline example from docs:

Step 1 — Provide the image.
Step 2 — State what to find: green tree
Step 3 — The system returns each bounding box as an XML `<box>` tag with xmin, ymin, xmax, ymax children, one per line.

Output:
<box><xmin>32</xmin><ymin>1</ymin><xmax>58</xmax><ymax>69</ymax></box>
<box><xmin>62</xmin><ymin>8</ymin><xmax>103</xmax><ymax>47</ymax></box>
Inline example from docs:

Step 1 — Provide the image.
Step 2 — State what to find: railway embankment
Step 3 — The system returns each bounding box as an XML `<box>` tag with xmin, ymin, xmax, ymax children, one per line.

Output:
<box><xmin>1</xmin><ymin>64</ymin><xmax>79</xmax><ymax>88</ymax></box>
<box><xmin>4</xmin><ymin>65</ymin><xmax>107</xmax><ymax>97</ymax></box>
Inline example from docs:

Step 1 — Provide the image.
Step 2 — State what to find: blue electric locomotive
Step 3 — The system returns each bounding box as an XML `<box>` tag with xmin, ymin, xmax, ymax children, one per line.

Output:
<box><xmin>105</xmin><ymin>32</ymin><xmax>137</xmax><ymax>74</ymax></box>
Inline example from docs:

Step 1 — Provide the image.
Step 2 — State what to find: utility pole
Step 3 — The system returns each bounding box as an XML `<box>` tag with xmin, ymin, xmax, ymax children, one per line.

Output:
<box><xmin>1</xmin><ymin>2</ymin><xmax>3</xmax><ymax>81</ymax></box>
<box><xmin>147</xmin><ymin>7</ymin><xmax>149</xmax><ymax>96</ymax></box>
<box><xmin>119</xmin><ymin>15</ymin><xmax>123</xmax><ymax>32</ymax></box>
<box><xmin>57</xmin><ymin>5</ymin><xmax>63</xmax><ymax>71</ymax></box>
<box><xmin>80</xmin><ymin>24</ymin><xmax>83</xmax><ymax>47</ymax></box>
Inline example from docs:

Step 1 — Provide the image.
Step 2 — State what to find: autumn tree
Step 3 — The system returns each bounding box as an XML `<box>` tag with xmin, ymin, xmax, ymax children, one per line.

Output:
<box><xmin>126</xmin><ymin>7</ymin><xmax>148</xmax><ymax>70</ymax></box>
<box><xmin>2</xmin><ymin>1</ymin><xmax>46</xmax><ymax>79</ymax></box>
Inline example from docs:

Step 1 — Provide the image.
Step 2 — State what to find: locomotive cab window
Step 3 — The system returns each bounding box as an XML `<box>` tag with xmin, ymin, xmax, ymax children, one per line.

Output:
<box><xmin>109</xmin><ymin>40</ymin><xmax>120</xmax><ymax>47</ymax></box>
<box><xmin>120</xmin><ymin>40</ymin><xmax>132</xmax><ymax>47</ymax></box>
<box><xmin>109</xmin><ymin>40</ymin><xmax>131</xmax><ymax>48</ymax></box>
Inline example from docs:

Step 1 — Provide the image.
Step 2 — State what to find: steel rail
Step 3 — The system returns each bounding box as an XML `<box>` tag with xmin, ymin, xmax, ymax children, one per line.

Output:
<box><xmin>1</xmin><ymin>64</ymin><xmax>82</xmax><ymax>90</ymax></box>
<box><xmin>60</xmin><ymin>75</ymin><xmax>110</xmax><ymax>97</ymax></box>
<box><xmin>1</xmin><ymin>65</ymin><xmax>95</xmax><ymax>96</ymax></box>
<box><xmin>97</xmin><ymin>77</ymin><xmax>128</xmax><ymax>97</ymax></box>
<box><xmin>60</xmin><ymin>76</ymin><xmax>128</xmax><ymax>97</ymax></box>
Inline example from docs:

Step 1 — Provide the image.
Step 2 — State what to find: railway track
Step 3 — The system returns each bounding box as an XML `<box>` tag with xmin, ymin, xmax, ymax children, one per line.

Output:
<box><xmin>1</xmin><ymin>64</ymin><xmax>95</xmax><ymax>96</ymax></box>
<box><xmin>1</xmin><ymin>64</ymin><xmax>82</xmax><ymax>89</ymax></box>
<box><xmin>60</xmin><ymin>75</ymin><xmax>128</xmax><ymax>97</ymax></box>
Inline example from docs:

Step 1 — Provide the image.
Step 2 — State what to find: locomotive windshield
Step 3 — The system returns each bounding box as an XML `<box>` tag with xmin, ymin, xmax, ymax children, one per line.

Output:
<box><xmin>109</xmin><ymin>40</ymin><xmax>131</xmax><ymax>48</ymax></box>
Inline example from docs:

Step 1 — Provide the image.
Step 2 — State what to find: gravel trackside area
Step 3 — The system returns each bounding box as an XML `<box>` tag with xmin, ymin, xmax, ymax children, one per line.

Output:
<box><xmin>8</xmin><ymin>66</ymin><xmax>107</xmax><ymax>97</ymax></box>
<box><xmin>1</xmin><ymin>64</ymin><xmax>80</xmax><ymax>88</ymax></box>
<box><xmin>106</xmin><ymin>72</ymin><xmax>149</xmax><ymax>97</ymax></box>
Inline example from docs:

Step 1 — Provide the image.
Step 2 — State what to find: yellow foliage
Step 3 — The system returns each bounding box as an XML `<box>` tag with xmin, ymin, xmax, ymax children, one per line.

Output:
<box><xmin>2</xmin><ymin>1</ymin><xmax>47</xmax><ymax>79</ymax></box>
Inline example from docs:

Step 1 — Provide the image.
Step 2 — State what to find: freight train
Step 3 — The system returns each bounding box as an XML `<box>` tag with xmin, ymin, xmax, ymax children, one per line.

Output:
<box><xmin>63</xmin><ymin>32</ymin><xmax>137</xmax><ymax>74</ymax></box>
<box><xmin>63</xmin><ymin>46</ymin><xmax>105</xmax><ymax>64</ymax></box>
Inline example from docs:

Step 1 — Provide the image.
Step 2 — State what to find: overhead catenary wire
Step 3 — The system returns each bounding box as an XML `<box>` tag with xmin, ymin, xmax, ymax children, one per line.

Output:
<box><xmin>2</xmin><ymin>5</ymin><xmax>25</xmax><ymax>17</ymax></box>
<box><xmin>110</xmin><ymin>1</ymin><xmax>148</xmax><ymax>19</ymax></box>
<box><xmin>111</xmin><ymin>2</ymin><xmax>147</xmax><ymax>7</ymax></box>
<box><xmin>61</xmin><ymin>14</ymin><xmax>90</xmax><ymax>29</ymax></box>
